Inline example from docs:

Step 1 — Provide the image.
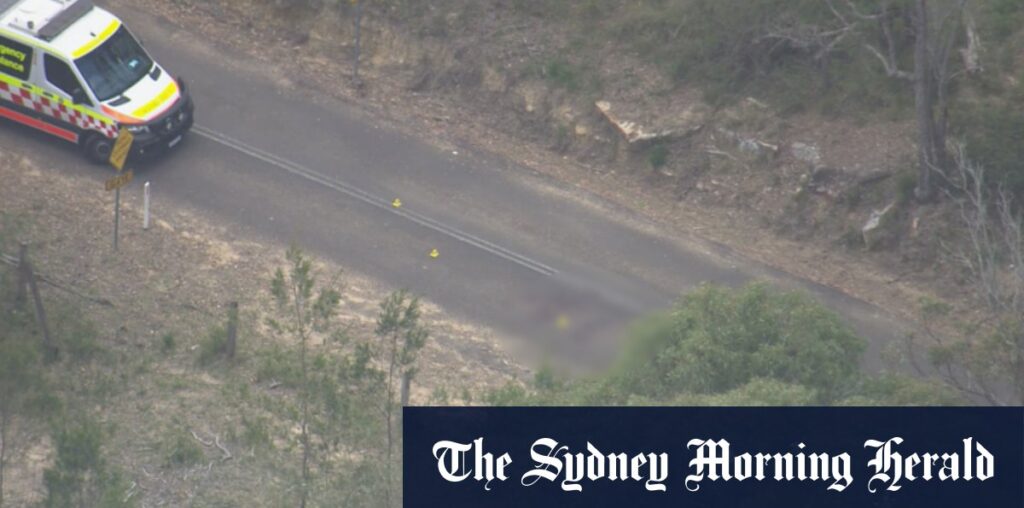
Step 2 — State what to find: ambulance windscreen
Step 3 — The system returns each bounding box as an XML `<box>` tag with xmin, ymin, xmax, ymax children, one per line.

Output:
<box><xmin>75</xmin><ymin>26</ymin><xmax>152</xmax><ymax>102</ymax></box>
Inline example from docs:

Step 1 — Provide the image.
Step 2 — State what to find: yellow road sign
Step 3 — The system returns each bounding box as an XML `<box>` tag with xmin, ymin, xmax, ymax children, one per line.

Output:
<box><xmin>109</xmin><ymin>128</ymin><xmax>134</xmax><ymax>172</ymax></box>
<box><xmin>105</xmin><ymin>170</ymin><xmax>134</xmax><ymax>191</ymax></box>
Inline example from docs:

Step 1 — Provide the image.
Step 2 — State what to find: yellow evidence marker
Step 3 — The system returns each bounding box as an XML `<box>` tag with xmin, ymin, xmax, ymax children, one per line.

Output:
<box><xmin>429</xmin><ymin>248</ymin><xmax>440</xmax><ymax>259</ymax></box>
<box><xmin>556</xmin><ymin>314</ymin><xmax>571</xmax><ymax>330</ymax></box>
<box><xmin>392</xmin><ymin>198</ymin><xmax>402</xmax><ymax>208</ymax></box>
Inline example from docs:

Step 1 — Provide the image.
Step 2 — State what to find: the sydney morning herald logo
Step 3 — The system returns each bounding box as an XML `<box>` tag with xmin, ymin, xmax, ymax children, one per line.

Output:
<box><xmin>431</xmin><ymin>436</ymin><xmax>995</xmax><ymax>494</ymax></box>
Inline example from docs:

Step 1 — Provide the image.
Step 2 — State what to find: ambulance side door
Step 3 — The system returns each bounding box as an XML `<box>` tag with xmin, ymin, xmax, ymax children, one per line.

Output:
<box><xmin>36</xmin><ymin>52</ymin><xmax>92</xmax><ymax>109</ymax></box>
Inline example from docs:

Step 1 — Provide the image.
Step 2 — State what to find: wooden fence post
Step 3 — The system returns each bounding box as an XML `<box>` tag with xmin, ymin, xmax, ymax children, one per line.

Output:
<box><xmin>18</xmin><ymin>245</ymin><xmax>57</xmax><ymax>362</ymax></box>
<box><xmin>225</xmin><ymin>301</ymin><xmax>238</xmax><ymax>360</ymax></box>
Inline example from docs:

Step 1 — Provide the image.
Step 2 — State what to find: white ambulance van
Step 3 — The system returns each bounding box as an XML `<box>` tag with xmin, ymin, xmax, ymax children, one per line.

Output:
<box><xmin>0</xmin><ymin>0</ymin><xmax>192</xmax><ymax>163</ymax></box>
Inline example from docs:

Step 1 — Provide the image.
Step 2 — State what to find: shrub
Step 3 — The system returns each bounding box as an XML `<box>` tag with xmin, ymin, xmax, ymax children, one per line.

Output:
<box><xmin>197</xmin><ymin>325</ymin><xmax>228</xmax><ymax>366</ymax></box>
<box><xmin>540</xmin><ymin>58</ymin><xmax>584</xmax><ymax>92</ymax></box>
<box><xmin>44</xmin><ymin>417</ymin><xmax>134</xmax><ymax>508</ymax></box>
<box><xmin>240</xmin><ymin>416</ymin><xmax>273</xmax><ymax>451</ymax></box>
<box><xmin>647</xmin><ymin>143</ymin><xmax>669</xmax><ymax>170</ymax></box>
<box><xmin>255</xmin><ymin>345</ymin><xmax>303</xmax><ymax>387</ymax></box>
<box><xmin>160</xmin><ymin>333</ymin><xmax>176</xmax><ymax>353</ymax></box>
<box><xmin>954</xmin><ymin>101</ymin><xmax>1024</xmax><ymax>200</ymax></box>
<box><xmin>611</xmin><ymin>283</ymin><xmax>866</xmax><ymax>403</ymax></box>
<box><xmin>163</xmin><ymin>430</ymin><xmax>204</xmax><ymax>468</ymax></box>
<box><xmin>896</xmin><ymin>171</ymin><xmax>918</xmax><ymax>204</ymax></box>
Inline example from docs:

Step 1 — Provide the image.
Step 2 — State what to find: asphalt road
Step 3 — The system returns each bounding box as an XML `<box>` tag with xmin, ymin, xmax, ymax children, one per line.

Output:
<box><xmin>0</xmin><ymin>5</ymin><xmax>911</xmax><ymax>369</ymax></box>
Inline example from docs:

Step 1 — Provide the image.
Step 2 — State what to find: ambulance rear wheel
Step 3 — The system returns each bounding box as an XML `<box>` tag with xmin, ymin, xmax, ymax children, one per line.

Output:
<box><xmin>82</xmin><ymin>134</ymin><xmax>114</xmax><ymax>165</ymax></box>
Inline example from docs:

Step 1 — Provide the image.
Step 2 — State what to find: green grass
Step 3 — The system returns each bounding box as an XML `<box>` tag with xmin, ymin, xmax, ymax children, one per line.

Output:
<box><xmin>647</xmin><ymin>144</ymin><xmax>669</xmax><ymax>170</ymax></box>
<box><xmin>162</xmin><ymin>429</ymin><xmax>205</xmax><ymax>468</ymax></box>
<box><xmin>239</xmin><ymin>416</ymin><xmax>274</xmax><ymax>451</ymax></box>
<box><xmin>160</xmin><ymin>333</ymin><xmax>176</xmax><ymax>353</ymax></box>
<box><xmin>528</xmin><ymin>56</ymin><xmax>602</xmax><ymax>95</ymax></box>
<box><xmin>197</xmin><ymin>325</ymin><xmax>228</xmax><ymax>366</ymax></box>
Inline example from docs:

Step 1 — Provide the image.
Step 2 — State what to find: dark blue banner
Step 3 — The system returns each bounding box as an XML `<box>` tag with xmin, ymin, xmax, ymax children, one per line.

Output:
<box><xmin>404</xmin><ymin>407</ymin><xmax>1023</xmax><ymax>507</ymax></box>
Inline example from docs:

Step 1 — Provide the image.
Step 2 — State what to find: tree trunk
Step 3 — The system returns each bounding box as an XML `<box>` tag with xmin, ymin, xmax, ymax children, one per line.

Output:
<box><xmin>300</xmin><ymin>330</ymin><xmax>309</xmax><ymax>508</ymax></box>
<box><xmin>913</xmin><ymin>0</ymin><xmax>937</xmax><ymax>202</ymax></box>
<box><xmin>384</xmin><ymin>331</ymin><xmax>398</xmax><ymax>508</ymax></box>
<box><xmin>0</xmin><ymin>411</ymin><xmax>8</xmax><ymax>508</ymax></box>
<box><xmin>400</xmin><ymin>370</ymin><xmax>412</xmax><ymax>407</ymax></box>
<box><xmin>1015</xmin><ymin>324</ymin><xmax>1024</xmax><ymax>405</ymax></box>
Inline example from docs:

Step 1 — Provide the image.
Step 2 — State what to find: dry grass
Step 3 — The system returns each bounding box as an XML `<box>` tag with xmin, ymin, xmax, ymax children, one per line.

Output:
<box><xmin>0</xmin><ymin>153</ymin><xmax>523</xmax><ymax>505</ymax></box>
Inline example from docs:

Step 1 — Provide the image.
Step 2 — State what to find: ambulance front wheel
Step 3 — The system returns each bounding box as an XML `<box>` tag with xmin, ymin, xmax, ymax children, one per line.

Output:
<box><xmin>82</xmin><ymin>134</ymin><xmax>114</xmax><ymax>165</ymax></box>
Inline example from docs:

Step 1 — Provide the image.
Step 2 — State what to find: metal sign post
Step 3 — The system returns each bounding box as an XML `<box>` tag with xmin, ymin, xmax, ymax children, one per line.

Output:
<box><xmin>107</xmin><ymin>129</ymin><xmax>134</xmax><ymax>251</ymax></box>
<box><xmin>114</xmin><ymin>186</ymin><xmax>120</xmax><ymax>250</ymax></box>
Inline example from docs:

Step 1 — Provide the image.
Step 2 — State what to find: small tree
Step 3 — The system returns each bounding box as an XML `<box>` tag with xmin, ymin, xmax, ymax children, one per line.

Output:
<box><xmin>373</xmin><ymin>290</ymin><xmax>427</xmax><ymax>508</ymax></box>
<box><xmin>42</xmin><ymin>416</ymin><xmax>133</xmax><ymax>508</ymax></box>
<box><xmin>0</xmin><ymin>339</ymin><xmax>47</xmax><ymax>508</ymax></box>
<box><xmin>614</xmin><ymin>283</ymin><xmax>866</xmax><ymax>404</ymax></box>
<box><xmin>269</xmin><ymin>246</ymin><xmax>341</xmax><ymax>508</ymax></box>
<box><xmin>0</xmin><ymin>291</ymin><xmax>53</xmax><ymax>507</ymax></box>
<box><xmin>910</xmin><ymin>146</ymin><xmax>1024</xmax><ymax>404</ymax></box>
<box><xmin>834</xmin><ymin>0</ymin><xmax>974</xmax><ymax>200</ymax></box>
<box><xmin>482</xmin><ymin>282</ymin><xmax>956</xmax><ymax>407</ymax></box>
<box><xmin>765</xmin><ymin>0</ymin><xmax>976</xmax><ymax>200</ymax></box>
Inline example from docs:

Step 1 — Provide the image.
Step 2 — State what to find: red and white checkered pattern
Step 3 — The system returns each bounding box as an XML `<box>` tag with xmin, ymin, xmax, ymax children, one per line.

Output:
<box><xmin>0</xmin><ymin>81</ymin><xmax>117</xmax><ymax>139</ymax></box>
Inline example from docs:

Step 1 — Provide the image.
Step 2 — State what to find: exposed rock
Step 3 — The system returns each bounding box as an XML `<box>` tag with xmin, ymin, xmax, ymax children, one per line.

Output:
<box><xmin>854</xmin><ymin>168</ymin><xmax>893</xmax><ymax>187</ymax></box>
<box><xmin>517</xmin><ymin>82</ymin><xmax>547</xmax><ymax>114</ymax></box>
<box><xmin>554</xmin><ymin>105</ymin><xmax>577</xmax><ymax>124</ymax></box>
<box><xmin>811</xmin><ymin>166</ymin><xmax>838</xmax><ymax>183</ymax></box>
<box><xmin>807</xmin><ymin>166</ymin><xmax>843</xmax><ymax>198</ymax></box>
<box><xmin>862</xmin><ymin>202</ymin><xmax>896</xmax><ymax>249</ymax></box>
<box><xmin>739</xmin><ymin>139</ymin><xmax>761</xmax><ymax>155</ymax></box>
<box><xmin>595</xmin><ymin>100</ymin><xmax>705</xmax><ymax>144</ymax></box>
<box><xmin>715</xmin><ymin>128</ymin><xmax>778</xmax><ymax>159</ymax></box>
<box><xmin>481</xmin><ymin>65</ymin><xmax>507</xmax><ymax>93</ymax></box>
<box><xmin>792</xmin><ymin>142</ymin><xmax>822</xmax><ymax>165</ymax></box>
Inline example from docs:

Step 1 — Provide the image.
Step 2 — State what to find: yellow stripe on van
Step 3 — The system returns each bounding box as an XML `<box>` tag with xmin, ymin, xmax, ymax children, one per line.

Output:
<box><xmin>72</xmin><ymin>20</ymin><xmax>121</xmax><ymax>59</ymax></box>
<box><xmin>0</xmin><ymin>72</ymin><xmax>113</xmax><ymax>125</ymax></box>
<box><xmin>131</xmin><ymin>81</ymin><xmax>178</xmax><ymax>119</ymax></box>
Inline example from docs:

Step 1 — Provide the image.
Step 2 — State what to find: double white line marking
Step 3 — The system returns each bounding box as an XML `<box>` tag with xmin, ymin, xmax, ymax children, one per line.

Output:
<box><xmin>193</xmin><ymin>125</ymin><xmax>559</xmax><ymax>277</ymax></box>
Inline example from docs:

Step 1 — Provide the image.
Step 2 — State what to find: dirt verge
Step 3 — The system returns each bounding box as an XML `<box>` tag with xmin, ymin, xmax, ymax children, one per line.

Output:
<box><xmin>0</xmin><ymin>152</ymin><xmax>523</xmax><ymax>505</ymax></box>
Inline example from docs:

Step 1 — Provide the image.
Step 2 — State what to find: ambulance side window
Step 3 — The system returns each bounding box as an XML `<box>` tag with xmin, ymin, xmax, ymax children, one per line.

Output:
<box><xmin>44</xmin><ymin>54</ymin><xmax>89</xmax><ymax>106</ymax></box>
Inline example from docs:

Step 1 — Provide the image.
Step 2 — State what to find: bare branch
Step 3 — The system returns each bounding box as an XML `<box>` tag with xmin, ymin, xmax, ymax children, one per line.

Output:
<box><xmin>864</xmin><ymin>43</ymin><xmax>913</xmax><ymax>80</ymax></box>
<box><xmin>190</xmin><ymin>430</ymin><xmax>213</xmax><ymax>448</ymax></box>
<box><xmin>960</xmin><ymin>9</ymin><xmax>983</xmax><ymax>74</ymax></box>
<box><xmin>214</xmin><ymin>434</ymin><xmax>233</xmax><ymax>463</ymax></box>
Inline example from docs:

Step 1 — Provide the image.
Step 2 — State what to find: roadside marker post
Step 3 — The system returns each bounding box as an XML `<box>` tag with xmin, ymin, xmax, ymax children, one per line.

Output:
<box><xmin>143</xmin><ymin>182</ymin><xmax>151</xmax><ymax>230</ymax></box>
<box><xmin>107</xmin><ymin>129</ymin><xmax>135</xmax><ymax>251</ymax></box>
<box><xmin>114</xmin><ymin>182</ymin><xmax>119</xmax><ymax>251</ymax></box>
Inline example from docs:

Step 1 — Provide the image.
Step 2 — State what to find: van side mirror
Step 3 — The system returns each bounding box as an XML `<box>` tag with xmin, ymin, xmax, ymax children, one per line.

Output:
<box><xmin>71</xmin><ymin>88</ymin><xmax>90</xmax><ymax>106</ymax></box>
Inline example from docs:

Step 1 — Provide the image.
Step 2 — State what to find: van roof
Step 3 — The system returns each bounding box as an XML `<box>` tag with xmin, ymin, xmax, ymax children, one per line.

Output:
<box><xmin>0</xmin><ymin>0</ymin><xmax>119</xmax><ymax>58</ymax></box>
